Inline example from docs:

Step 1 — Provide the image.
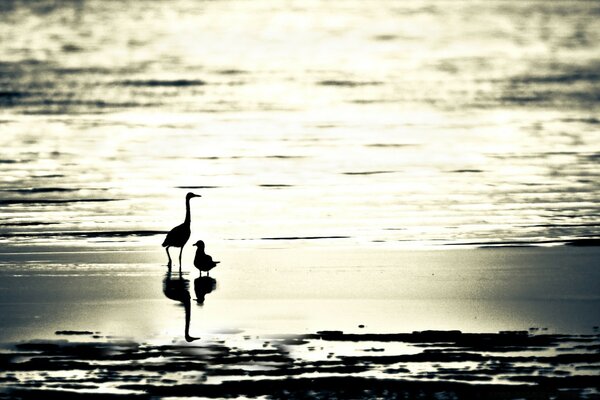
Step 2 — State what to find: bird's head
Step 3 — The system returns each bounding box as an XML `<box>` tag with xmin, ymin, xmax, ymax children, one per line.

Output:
<box><xmin>186</xmin><ymin>192</ymin><xmax>201</xmax><ymax>200</ymax></box>
<box><xmin>193</xmin><ymin>240</ymin><xmax>205</xmax><ymax>249</ymax></box>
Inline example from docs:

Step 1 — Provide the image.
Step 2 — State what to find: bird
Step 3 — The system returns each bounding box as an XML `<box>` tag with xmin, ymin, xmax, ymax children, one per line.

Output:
<box><xmin>163</xmin><ymin>192</ymin><xmax>201</xmax><ymax>269</ymax></box>
<box><xmin>192</xmin><ymin>240</ymin><xmax>219</xmax><ymax>276</ymax></box>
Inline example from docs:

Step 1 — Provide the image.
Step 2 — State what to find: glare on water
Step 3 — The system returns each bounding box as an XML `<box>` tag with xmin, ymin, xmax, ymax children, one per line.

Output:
<box><xmin>1</xmin><ymin>0</ymin><xmax>599</xmax><ymax>249</ymax></box>
<box><xmin>0</xmin><ymin>0</ymin><xmax>599</xmax><ymax>345</ymax></box>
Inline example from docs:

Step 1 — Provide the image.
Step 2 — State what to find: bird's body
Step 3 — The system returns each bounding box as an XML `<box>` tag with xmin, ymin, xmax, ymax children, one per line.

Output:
<box><xmin>163</xmin><ymin>192</ymin><xmax>200</xmax><ymax>268</ymax></box>
<box><xmin>193</xmin><ymin>240</ymin><xmax>219</xmax><ymax>276</ymax></box>
<box><xmin>162</xmin><ymin>223</ymin><xmax>191</xmax><ymax>248</ymax></box>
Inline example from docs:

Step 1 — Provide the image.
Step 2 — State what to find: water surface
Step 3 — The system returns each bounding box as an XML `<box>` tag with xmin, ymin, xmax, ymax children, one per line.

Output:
<box><xmin>1</xmin><ymin>0</ymin><xmax>599</xmax><ymax>250</ymax></box>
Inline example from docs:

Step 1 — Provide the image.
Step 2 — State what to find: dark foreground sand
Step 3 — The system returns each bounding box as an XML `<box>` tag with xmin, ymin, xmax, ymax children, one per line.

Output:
<box><xmin>1</xmin><ymin>330</ymin><xmax>600</xmax><ymax>399</ymax></box>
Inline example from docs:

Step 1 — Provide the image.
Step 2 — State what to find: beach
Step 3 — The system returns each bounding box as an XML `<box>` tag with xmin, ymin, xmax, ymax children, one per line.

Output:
<box><xmin>1</xmin><ymin>245</ymin><xmax>599</xmax><ymax>398</ymax></box>
<box><xmin>1</xmin><ymin>245</ymin><xmax>600</xmax><ymax>342</ymax></box>
<box><xmin>1</xmin><ymin>0</ymin><xmax>600</xmax><ymax>398</ymax></box>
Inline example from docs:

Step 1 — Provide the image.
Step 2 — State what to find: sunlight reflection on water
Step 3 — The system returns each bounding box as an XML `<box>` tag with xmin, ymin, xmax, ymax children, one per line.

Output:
<box><xmin>0</xmin><ymin>0</ymin><xmax>599</xmax><ymax>249</ymax></box>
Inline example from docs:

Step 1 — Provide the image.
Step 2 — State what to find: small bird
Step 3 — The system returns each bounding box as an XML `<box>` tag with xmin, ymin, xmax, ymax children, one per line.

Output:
<box><xmin>192</xmin><ymin>240</ymin><xmax>219</xmax><ymax>276</ymax></box>
<box><xmin>163</xmin><ymin>192</ymin><xmax>201</xmax><ymax>269</ymax></box>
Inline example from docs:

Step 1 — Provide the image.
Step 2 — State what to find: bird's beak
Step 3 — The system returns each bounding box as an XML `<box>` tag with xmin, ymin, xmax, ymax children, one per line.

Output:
<box><xmin>193</xmin><ymin>194</ymin><xmax>202</xmax><ymax>198</ymax></box>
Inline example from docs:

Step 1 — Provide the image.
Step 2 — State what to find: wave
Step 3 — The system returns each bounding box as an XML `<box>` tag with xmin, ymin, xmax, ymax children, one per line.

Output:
<box><xmin>214</xmin><ymin>69</ymin><xmax>246</xmax><ymax>75</ymax></box>
<box><xmin>0</xmin><ymin>198</ymin><xmax>117</xmax><ymax>205</ymax></box>
<box><xmin>119</xmin><ymin>79</ymin><xmax>207</xmax><ymax>87</ymax></box>
<box><xmin>318</xmin><ymin>80</ymin><xmax>383</xmax><ymax>88</ymax></box>
<box><xmin>503</xmin><ymin>62</ymin><xmax>600</xmax><ymax>105</ymax></box>
<box><xmin>259</xmin><ymin>236</ymin><xmax>350</xmax><ymax>241</ymax></box>
<box><xmin>0</xmin><ymin>230</ymin><xmax>165</xmax><ymax>239</ymax></box>
<box><xmin>55</xmin><ymin>330</ymin><xmax>95</xmax><ymax>336</ymax></box>
<box><xmin>259</xmin><ymin>184</ymin><xmax>293</xmax><ymax>188</ymax></box>
<box><xmin>179</xmin><ymin>155</ymin><xmax>305</xmax><ymax>161</ymax></box>
<box><xmin>366</xmin><ymin>143</ymin><xmax>419</xmax><ymax>148</ymax></box>
<box><xmin>583</xmin><ymin>153</ymin><xmax>600</xmax><ymax>162</ymax></box>
<box><xmin>1</xmin><ymin>188</ymin><xmax>83</xmax><ymax>194</ymax></box>
<box><xmin>373</xmin><ymin>34</ymin><xmax>397</xmax><ymax>41</ymax></box>
<box><xmin>446</xmin><ymin>238</ymin><xmax>600</xmax><ymax>248</ymax></box>
<box><xmin>20</xmin><ymin>99</ymin><xmax>156</xmax><ymax>108</ymax></box>
<box><xmin>33</xmin><ymin>174</ymin><xmax>64</xmax><ymax>178</ymax></box>
<box><xmin>561</xmin><ymin>117</ymin><xmax>600</xmax><ymax>124</ymax></box>
<box><xmin>512</xmin><ymin>72</ymin><xmax>600</xmax><ymax>84</ymax></box>
<box><xmin>526</xmin><ymin>223</ymin><xmax>600</xmax><ymax>228</ymax></box>
<box><xmin>0</xmin><ymin>91</ymin><xmax>28</xmax><ymax>105</ymax></box>
<box><xmin>175</xmin><ymin>186</ymin><xmax>221</xmax><ymax>189</ymax></box>
<box><xmin>342</xmin><ymin>171</ymin><xmax>396</xmax><ymax>176</ymax></box>
<box><xmin>265</xmin><ymin>155</ymin><xmax>306</xmax><ymax>159</ymax></box>
<box><xmin>450</xmin><ymin>169</ymin><xmax>484</xmax><ymax>173</ymax></box>
<box><xmin>0</xmin><ymin>221</ymin><xmax>58</xmax><ymax>227</ymax></box>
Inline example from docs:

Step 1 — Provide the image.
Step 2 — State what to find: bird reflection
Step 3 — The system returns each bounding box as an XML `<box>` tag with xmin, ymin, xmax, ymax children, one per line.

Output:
<box><xmin>163</xmin><ymin>268</ymin><xmax>199</xmax><ymax>342</ymax></box>
<box><xmin>194</xmin><ymin>276</ymin><xmax>217</xmax><ymax>306</ymax></box>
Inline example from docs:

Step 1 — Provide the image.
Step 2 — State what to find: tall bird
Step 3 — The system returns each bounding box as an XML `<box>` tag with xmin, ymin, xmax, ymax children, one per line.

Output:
<box><xmin>163</xmin><ymin>192</ymin><xmax>201</xmax><ymax>268</ymax></box>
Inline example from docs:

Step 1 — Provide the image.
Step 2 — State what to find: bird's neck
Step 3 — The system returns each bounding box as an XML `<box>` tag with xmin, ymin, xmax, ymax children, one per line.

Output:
<box><xmin>184</xmin><ymin>197</ymin><xmax>191</xmax><ymax>225</ymax></box>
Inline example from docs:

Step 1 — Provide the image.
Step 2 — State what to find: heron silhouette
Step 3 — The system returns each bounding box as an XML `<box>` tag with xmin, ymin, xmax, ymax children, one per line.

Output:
<box><xmin>163</xmin><ymin>192</ymin><xmax>201</xmax><ymax>269</ymax></box>
<box><xmin>193</xmin><ymin>240</ymin><xmax>219</xmax><ymax>276</ymax></box>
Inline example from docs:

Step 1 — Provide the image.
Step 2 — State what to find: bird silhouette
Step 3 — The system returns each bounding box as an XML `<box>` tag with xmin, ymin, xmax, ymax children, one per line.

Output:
<box><xmin>163</xmin><ymin>192</ymin><xmax>201</xmax><ymax>269</ymax></box>
<box><xmin>193</xmin><ymin>240</ymin><xmax>219</xmax><ymax>276</ymax></box>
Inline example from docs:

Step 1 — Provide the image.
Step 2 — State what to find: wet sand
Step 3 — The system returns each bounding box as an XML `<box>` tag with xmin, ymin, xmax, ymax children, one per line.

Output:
<box><xmin>0</xmin><ymin>331</ymin><xmax>600</xmax><ymax>399</ymax></box>
<box><xmin>1</xmin><ymin>330</ymin><xmax>599</xmax><ymax>399</ymax></box>
<box><xmin>1</xmin><ymin>245</ymin><xmax>599</xmax><ymax>398</ymax></box>
<box><xmin>1</xmin><ymin>245</ymin><xmax>600</xmax><ymax>341</ymax></box>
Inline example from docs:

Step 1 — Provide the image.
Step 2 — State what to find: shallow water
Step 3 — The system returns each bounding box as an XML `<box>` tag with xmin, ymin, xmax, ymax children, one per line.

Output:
<box><xmin>1</xmin><ymin>0</ymin><xmax>599</xmax><ymax>250</ymax></box>
<box><xmin>1</xmin><ymin>247</ymin><xmax>599</xmax><ymax>343</ymax></box>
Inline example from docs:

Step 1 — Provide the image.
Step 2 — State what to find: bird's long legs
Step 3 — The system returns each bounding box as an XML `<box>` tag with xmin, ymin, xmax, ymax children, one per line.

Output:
<box><xmin>166</xmin><ymin>246</ymin><xmax>172</xmax><ymax>268</ymax></box>
<box><xmin>179</xmin><ymin>247</ymin><xmax>183</xmax><ymax>271</ymax></box>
